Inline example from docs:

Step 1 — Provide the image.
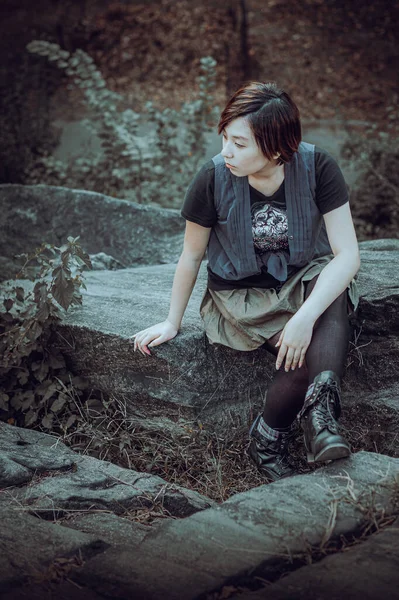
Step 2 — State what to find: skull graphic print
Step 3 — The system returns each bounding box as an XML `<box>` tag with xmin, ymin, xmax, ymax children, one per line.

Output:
<box><xmin>251</xmin><ymin>202</ymin><xmax>289</xmax><ymax>253</ymax></box>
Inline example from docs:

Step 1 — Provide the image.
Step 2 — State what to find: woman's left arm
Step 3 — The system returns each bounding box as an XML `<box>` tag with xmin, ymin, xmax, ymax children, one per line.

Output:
<box><xmin>275</xmin><ymin>202</ymin><xmax>361</xmax><ymax>371</ymax></box>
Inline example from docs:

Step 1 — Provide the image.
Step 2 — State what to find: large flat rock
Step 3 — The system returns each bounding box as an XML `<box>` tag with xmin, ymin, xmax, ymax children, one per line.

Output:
<box><xmin>0</xmin><ymin>184</ymin><xmax>184</xmax><ymax>279</ymax></box>
<box><xmin>50</xmin><ymin>241</ymin><xmax>399</xmax><ymax>436</ymax></box>
<box><xmin>1</xmin><ymin>183</ymin><xmax>398</xmax><ymax>435</ymax></box>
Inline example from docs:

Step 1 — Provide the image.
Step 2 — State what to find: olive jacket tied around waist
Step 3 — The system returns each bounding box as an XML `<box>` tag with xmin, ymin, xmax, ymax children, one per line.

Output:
<box><xmin>207</xmin><ymin>141</ymin><xmax>333</xmax><ymax>282</ymax></box>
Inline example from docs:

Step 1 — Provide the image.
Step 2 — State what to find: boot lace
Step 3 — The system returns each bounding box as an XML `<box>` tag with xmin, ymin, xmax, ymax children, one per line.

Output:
<box><xmin>274</xmin><ymin>432</ymin><xmax>292</xmax><ymax>458</ymax></box>
<box><xmin>311</xmin><ymin>383</ymin><xmax>339</xmax><ymax>433</ymax></box>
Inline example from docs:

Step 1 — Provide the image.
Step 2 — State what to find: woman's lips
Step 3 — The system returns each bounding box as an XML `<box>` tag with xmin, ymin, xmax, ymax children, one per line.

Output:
<box><xmin>225</xmin><ymin>163</ymin><xmax>236</xmax><ymax>169</ymax></box>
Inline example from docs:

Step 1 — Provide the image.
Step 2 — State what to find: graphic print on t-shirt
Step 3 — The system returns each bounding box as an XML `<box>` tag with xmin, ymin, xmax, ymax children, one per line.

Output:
<box><xmin>251</xmin><ymin>201</ymin><xmax>289</xmax><ymax>253</ymax></box>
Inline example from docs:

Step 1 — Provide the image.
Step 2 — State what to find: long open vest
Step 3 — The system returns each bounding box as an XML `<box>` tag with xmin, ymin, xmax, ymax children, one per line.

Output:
<box><xmin>207</xmin><ymin>142</ymin><xmax>332</xmax><ymax>282</ymax></box>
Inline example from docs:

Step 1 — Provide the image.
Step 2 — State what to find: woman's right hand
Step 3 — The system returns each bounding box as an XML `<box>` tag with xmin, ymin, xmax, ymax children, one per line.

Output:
<box><xmin>131</xmin><ymin>320</ymin><xmax>178</xmax><ymax>356</ymax></box>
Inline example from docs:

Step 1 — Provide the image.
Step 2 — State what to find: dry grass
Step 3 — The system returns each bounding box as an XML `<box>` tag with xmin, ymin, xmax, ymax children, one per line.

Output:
<box><xmin>340</xmin><ymin>403</ymin><xmax>399</xmax><ymax>459</ymax></box>
<box><xmin>28</xmin><ymin>552</ymin><xmax>85</xmax><ymax>588</ymax></box>
<box><xmin>64</xmin><ymin>397</ymin><xmax>267</xmax><ymax>503</ymax></box>
<box><xmin>346</xmin><ymin>325</ymin><xmax>372</xmax><ymax>369</ymax></box>
<box><xmin>54</xmin><ymin>390</ymin><xmax>314</xmax><ymax>505</ymax></box>
<box><xmin>53</xmin><ymin>382</ymin><xmax>398</xmax><ymax>510</ymax></box>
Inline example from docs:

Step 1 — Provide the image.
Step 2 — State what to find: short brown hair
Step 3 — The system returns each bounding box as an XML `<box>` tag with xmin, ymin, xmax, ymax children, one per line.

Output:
<box><xmin>218</xmin><ymin>82</ymin><xmax>301</xmax><ymax>165</ymax></box>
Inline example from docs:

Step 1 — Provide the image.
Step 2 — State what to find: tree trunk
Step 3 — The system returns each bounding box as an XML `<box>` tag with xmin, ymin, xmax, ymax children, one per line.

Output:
<box><xmin>225</xmin><ymin>0</ymin><xmax>252</xmax><ymax>98</ymax></box>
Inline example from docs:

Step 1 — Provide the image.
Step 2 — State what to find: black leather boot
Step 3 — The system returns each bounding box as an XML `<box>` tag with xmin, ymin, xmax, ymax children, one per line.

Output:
<box><xmin>298</xmin><ymin>370</ymin><xmax>351</xmax><ymax>464</ymax></box>
<box><xmin>247</xmin><ymin>414</ymin><xmax>297</xmax><ymax>481</ymax></box>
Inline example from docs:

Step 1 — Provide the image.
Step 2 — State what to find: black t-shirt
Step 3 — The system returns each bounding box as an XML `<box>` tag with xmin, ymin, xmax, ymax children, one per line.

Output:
<box><xmin>181</xmin><ymin>147</ymin><xmax>349</xmax><ymax>290</ymax></box>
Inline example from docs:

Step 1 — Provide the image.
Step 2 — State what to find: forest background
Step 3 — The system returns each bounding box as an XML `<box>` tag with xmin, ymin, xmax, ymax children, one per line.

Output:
<box><xmin>0</xmin><ymin>0</ymin><xmax>398</xmax><ymax>240</ymax></box>
<box><xmin>0</xmin><ymin>0</ymin><xmax>398</xmax><ymax>500</ymax></box>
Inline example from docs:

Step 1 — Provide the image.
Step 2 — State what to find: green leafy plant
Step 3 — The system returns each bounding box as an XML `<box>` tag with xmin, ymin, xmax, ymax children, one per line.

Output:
<box><xmin>25</xmin><ymin>41</ymin><xmax>219</xmax><ymax>208</ymax></box>
<box><xmin>142</xmin><ymin>56</ymin><xmax>219</xmax><ymax>206</ymax></box>
<box><xmin>0</xmin><ymin>237</ymin><xmax>92</xmax><ymax>431</ymax></box>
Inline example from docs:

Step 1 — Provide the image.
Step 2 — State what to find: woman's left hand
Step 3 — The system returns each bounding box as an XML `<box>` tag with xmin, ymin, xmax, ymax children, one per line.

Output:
<box><xmin>275</xmin><ymin>313</ymin><xmax>315</xmax><ymax>371</ymax></box>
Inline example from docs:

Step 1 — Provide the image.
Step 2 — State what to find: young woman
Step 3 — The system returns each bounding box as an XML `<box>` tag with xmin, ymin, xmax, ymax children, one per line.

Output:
<box><xmin>132</xmin><ymin>82</ymin><xmax>360</xmax><ymax>482</ymax></box>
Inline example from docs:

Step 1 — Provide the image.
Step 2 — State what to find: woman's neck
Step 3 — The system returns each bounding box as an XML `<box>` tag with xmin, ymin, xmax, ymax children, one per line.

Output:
<box><xmin>250</xmin><ymin>163</ymin><xmax>284</xmax><ymax>181</ymax></box>
<box><xmin>248</xmin><ymin>163</ymin><xmax>285</xmax><ymax>197</ymax></box>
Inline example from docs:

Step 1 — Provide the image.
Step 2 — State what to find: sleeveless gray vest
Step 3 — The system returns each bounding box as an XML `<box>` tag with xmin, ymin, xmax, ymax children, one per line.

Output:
<box><xmin>207</xmin><ymin>142</ymin><xmax>332</xmax><ymax>282</ymax></box>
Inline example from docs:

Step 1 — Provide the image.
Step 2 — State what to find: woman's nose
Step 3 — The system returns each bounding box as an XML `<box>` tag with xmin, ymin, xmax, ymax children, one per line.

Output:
<box><xmin>222</xmin><ymin>144</ymin><xmax>233</xmax><ymax>158</ymax></box>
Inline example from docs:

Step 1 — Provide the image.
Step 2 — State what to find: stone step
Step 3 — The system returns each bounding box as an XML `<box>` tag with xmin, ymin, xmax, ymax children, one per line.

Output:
<box><xmin>0</xmin><ymin>422</ymin><xmax>215</xmax><ymax>520</ymax></box>
<box><xmin>1</xmin><ymin>421</ymin><xmax>397</xmax><ymax>599</ymax></box>
<box><xmin>227</xmin><ymin>518</ymin><xmax>399</xmax><ymax>600</ymax></box>
<box><xmin>0</xmin><ymin>502</ymin><xmax>109</xmax><ymax>596</ymax></box>
<box><xmin>66</xmin><ymin>451</ymin><xmax>399</xmax><ymax>599</ymax></box>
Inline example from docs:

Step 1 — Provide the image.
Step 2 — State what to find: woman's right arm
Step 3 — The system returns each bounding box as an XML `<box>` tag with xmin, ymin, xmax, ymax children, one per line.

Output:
<box><xmin>132</xmin><ymin>220</ymin><xmax>211</xmax><ymax>355</ymax></box>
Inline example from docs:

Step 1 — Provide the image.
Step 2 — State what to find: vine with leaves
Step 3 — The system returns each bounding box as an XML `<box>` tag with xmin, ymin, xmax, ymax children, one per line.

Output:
<box><xmin>26</xmin><ymin>41</ymin><xmax>219</xmax><ymax>208</ymax></box>
<box><xmin>0</xmin><ymin>237</ymin><xmax>92</xmax><ymax>431</ymax></box>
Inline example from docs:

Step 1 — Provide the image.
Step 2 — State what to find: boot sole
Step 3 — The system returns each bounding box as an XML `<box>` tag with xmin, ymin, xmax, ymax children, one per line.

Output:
<box><xmin>306</xmin><ymin>442</ymin><xmax>351</xmax><ymax>464</ymax></box>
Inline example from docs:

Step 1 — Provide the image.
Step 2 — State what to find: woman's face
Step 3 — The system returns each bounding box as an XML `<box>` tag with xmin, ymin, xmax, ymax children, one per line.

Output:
<box><xmin>221</xmin><ymin>117</ymin><xmax>279</xmax><ymax>177</ymax></box>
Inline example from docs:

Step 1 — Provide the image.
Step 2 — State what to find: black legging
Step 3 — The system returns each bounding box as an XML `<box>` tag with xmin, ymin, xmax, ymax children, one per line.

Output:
<box><xmin>262</xmin><ymin>275</ymin><xmax>351</xmax><ymax>429</ymax></box>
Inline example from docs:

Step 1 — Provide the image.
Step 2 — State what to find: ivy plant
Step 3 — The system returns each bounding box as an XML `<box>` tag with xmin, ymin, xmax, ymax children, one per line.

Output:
<box><xmin>0</xmin><ymin>237</ymin><xmax>92</xmax><ymax>431</ymax></box>
<box><xmin>26</xmin><ymin>41</ymin><xmax>219</xmax><ymax>208</ymax></box>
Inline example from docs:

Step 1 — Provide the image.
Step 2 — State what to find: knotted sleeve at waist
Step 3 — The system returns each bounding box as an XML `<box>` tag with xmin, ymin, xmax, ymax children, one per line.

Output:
<box><xmin>256</xmin><ymin>251</ymin><xmax>290</xmax><ymax>281</ymax></box>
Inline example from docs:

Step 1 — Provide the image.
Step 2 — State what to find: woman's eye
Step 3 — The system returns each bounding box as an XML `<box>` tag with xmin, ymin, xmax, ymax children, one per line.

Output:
<box><xmin>235</xmin><ymin>143</ymin><xmax>245</xmax><ymax>148</ymax></box>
